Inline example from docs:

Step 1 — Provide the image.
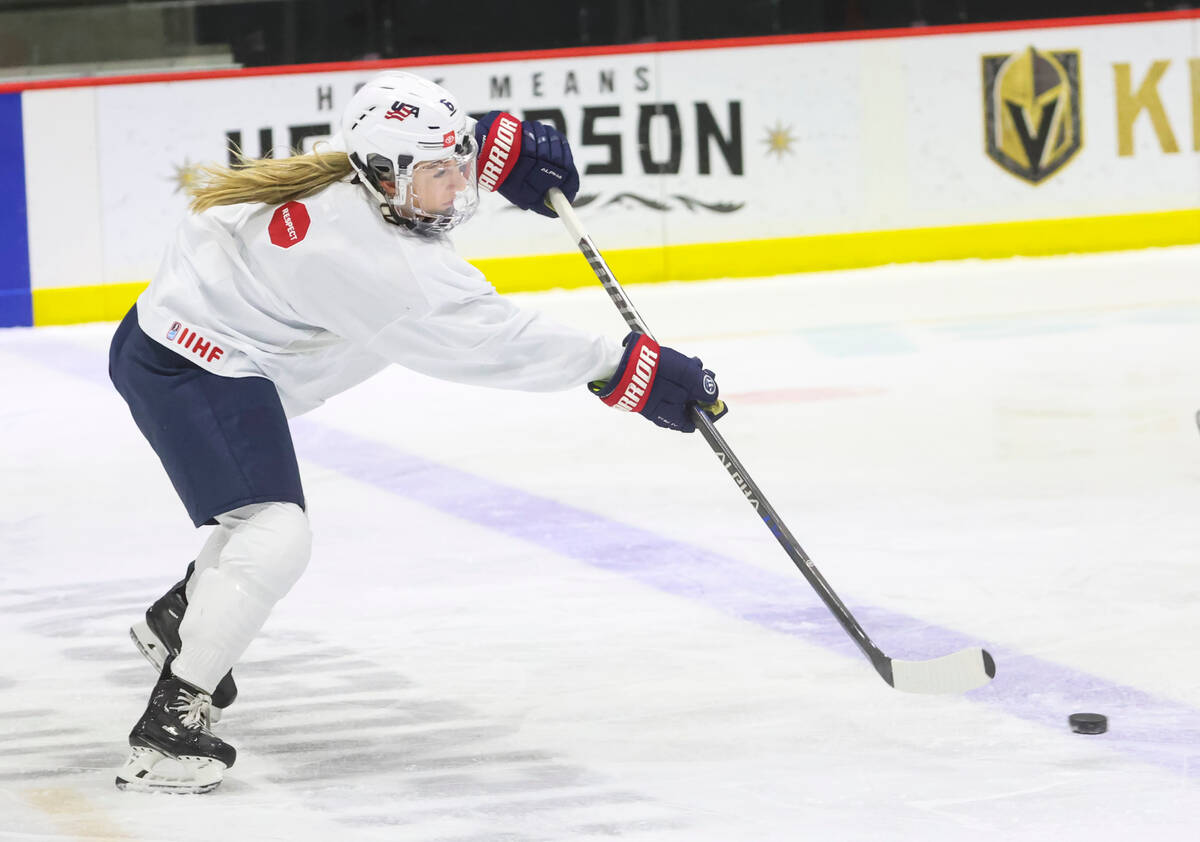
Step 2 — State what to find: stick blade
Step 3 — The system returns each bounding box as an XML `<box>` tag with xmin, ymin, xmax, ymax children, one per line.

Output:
<box><xmin>887</xmin><ymin>648</ymin><xmax>996</xmax><ymax>695</ymax></box>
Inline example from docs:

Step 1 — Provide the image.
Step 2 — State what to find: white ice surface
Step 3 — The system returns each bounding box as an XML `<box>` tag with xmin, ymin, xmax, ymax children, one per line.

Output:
<box><xmin>2</xmin><ymin>245</ymin><xmax>1199</xmax><ymax>840</ymax></box>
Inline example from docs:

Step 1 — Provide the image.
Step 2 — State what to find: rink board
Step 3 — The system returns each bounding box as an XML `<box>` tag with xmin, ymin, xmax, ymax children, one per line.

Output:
<box><xmin>1</xmin><ymin>10</ymin><xmax>1198</xmax><ymax>327</ymax></box>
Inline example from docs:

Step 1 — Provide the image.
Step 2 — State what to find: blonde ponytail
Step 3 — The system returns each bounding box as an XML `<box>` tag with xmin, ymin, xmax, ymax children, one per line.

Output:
<box><xmin>186</xmin><ymin>148</ymin><xmax>355</xmax><ymax>213</ymax></box>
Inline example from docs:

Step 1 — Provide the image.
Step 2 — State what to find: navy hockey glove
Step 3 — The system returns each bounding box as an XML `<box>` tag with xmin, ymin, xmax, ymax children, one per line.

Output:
<box><xmin>475</xmin><ymin>111</ymin><xmax>579</xmax><ymax>217</ymax></box>
<box><xmin>590</xmin><ymin>332</ymin><xmax>728</xmax><ymax>433</ymax></box>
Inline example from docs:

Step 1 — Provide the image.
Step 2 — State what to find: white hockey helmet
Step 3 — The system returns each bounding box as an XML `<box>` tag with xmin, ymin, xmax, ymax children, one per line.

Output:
<box><xmin>341</xmin><ymin>71</ymin><xmax>478</xmax><ymax>233</ymax></box>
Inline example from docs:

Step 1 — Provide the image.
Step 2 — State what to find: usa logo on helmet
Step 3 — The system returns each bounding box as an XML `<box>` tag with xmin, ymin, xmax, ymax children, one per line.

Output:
<box><xmin>385</xmin><ymin>102</ymin><xmax>420</xmax><ymax>122</ymax></box>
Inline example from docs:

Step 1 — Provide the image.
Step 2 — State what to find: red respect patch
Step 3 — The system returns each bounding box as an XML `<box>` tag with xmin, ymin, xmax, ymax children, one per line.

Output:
<box><xmin>268</xmin><ymin>201</ymin><xmax>310</xmax><ymax>248</ymax></box>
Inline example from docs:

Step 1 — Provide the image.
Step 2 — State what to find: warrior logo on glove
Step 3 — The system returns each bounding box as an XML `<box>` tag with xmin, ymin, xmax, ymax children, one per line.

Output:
<box><xmin>591</xmin><ymin>333</ymin><xmax>727</xmax><ymax>433</ymax></box>
<box><xmin>477</xmin><ymin>113</ymin><xmax>522</xmax><ymax>192</ymax></box>
<box><xmin>604</xmin><ymin>341</ymin><xmax>659</xmax><ymax>413</ymax></box>
<box><xmin>474</xmin><ymin>111</ymin><xmax>579</xmax><ymax>217</ymax></box>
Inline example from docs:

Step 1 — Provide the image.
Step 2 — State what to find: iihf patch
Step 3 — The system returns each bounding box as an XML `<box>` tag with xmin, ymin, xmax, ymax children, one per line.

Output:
<box><xmin>167</xmin><ymin>321</ymin><xmax>181</xmax><ymax>341</ymax></box>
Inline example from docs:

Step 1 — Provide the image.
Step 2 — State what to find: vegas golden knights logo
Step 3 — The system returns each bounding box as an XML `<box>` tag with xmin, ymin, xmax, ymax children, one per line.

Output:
<box><xmin>982</xmin><ymin>47</ymin><xmax>1082</xmax><ymax>184</ymax></box>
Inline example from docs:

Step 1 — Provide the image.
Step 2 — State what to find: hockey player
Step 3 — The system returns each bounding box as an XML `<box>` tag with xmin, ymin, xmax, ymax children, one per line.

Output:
<box><xmin>109</xmin><ymin>70</ymin><xmax>726</xmax><ymax>793</ymax></box>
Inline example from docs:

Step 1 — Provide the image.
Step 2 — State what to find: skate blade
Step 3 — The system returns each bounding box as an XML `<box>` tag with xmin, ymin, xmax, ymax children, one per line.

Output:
<box><xmin>115</xmin><ymin>746</ymin><xmax>224</xmax><ymax>794</ymax></box>
<box><xmin>129</xmin><ymin>622</ymin><xmax>223</xmax><ymax>724</ymax></box>
<box><xmin>130</xmin><ymin>620</ymin><xmax>168</xmax><ymax>670</ymax></box>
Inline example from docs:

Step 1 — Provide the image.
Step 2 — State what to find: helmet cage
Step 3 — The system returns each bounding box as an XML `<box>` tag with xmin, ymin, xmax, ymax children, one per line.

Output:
<box><xmin>350</xmin><ymin>136</ymin><xmax>478</xmax><ymax>235</ymax></box>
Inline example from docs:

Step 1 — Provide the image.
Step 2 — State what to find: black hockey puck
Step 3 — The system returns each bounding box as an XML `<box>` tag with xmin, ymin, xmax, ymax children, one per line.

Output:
<box><xmin>1068</xmin><ymin>713</ymin><xmax>1107</xmax><ymax>734</ymax></box>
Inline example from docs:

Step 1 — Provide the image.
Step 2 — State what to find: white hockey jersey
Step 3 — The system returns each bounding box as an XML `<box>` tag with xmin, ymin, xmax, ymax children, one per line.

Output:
<box><xmin>136</xmin><ymin>181</ymin><xmax>622</xmax><ymax>417</ymax></box>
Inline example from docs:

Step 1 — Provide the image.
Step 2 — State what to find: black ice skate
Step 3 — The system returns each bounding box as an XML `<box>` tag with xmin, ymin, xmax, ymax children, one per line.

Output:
<box><xmin>130</xmin><ymin>561</ymin><xmax>238</xmax><ymax>720</ymax></box>
<box><xmin>115</xmin><ymin>661</ymin><xmax>237</xmax><ymax>794</ymax></box>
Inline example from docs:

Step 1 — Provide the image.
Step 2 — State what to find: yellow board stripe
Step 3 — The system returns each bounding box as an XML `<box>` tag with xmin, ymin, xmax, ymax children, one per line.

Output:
<box><xmin>480</xmin><ymin>206</ymin><xmax>1200</xmax><ymax>292</ymax></box>
<box><xmin>33</xmin><ymin>280</ymin><xmax>151</xmax><ymax>326</ymax></box>
<box><xmin>31</xmin><ymin>207</ymin><xmax>1200</xmax><ymax>325</ymax></box>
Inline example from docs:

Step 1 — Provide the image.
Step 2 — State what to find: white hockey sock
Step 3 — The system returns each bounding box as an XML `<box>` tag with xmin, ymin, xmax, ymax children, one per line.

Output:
<box><xmin>186</xmin><ymin>522</ymin><xmax>235</xmax><ymax>601</ymax></box>
<box><xmin>171</xmin><ymin>502</ymin><xmax>311</xmax><ymax>694</ymax></box>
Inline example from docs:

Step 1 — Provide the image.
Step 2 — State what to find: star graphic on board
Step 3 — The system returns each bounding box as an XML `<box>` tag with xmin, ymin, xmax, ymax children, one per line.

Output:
<box><xmin>169</xmin><ymin>159</ymin><xmax>200</xmax><ymax>194</ymax></box>
<box><xmin>761</xmin><ymin>122</ymin><xmax>797</xmax><ymax>159</ymax></box>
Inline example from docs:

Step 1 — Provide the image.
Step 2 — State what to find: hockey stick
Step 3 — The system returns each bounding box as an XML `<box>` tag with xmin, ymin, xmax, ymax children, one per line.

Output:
<box><xmin>548</xmin><ymin>188</ymin><xmax>995</xmax><ymax>695</ymax></box>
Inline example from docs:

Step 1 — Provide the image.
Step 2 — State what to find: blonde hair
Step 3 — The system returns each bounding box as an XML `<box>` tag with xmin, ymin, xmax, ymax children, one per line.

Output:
<box><xmin>186</xmin><ymin>147</ymin><xmax>355</xmax><ymax>213</ymax></box>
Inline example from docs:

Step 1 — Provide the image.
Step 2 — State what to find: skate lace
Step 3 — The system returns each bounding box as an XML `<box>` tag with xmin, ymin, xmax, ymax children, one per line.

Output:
<box><xmin>170</xmin><ymin>689</ymin><xmax>212</xmax><ymax>729</ymax></box>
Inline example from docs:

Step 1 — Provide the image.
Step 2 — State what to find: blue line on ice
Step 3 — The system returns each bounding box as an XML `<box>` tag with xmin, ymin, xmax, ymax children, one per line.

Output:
<box><xmin>292</xmin><ymin>419</ymin><xmax>1200</xmax><ymax>781</ymax></box>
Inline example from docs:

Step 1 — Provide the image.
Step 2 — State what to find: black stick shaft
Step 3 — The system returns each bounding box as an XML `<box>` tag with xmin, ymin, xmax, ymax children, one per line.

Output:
<box><xmin>550</xmin><ymin>190</ymin><xmax>891</xmax><ymax>678</ymax></box>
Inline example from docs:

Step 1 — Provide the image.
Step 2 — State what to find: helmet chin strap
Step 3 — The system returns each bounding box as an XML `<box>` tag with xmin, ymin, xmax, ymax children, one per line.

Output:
<box><xmin>377</xmin><ymin>196</ymin><xmax>444</xmax><ymax>237</ymax></box>
<box><xmin>377</xmin><ymin>200</ymin><xmax>406</xmax><ymax>228</ymax></box>
<box><xmin>349</xmin><ymin>153</ymin><xmax>410</xmax><ymax>229</ymax></box>
<box><xmin>352</xmin><ymin>175</ymin><xmax>420</xmax><ymax>232</ymax></box>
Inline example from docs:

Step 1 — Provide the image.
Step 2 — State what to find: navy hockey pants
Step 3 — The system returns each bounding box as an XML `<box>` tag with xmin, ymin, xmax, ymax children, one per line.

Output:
<box><xmin>108</xmin><ymin>305</ymin><xmax>305</xmax><ymax>527</ymax></box>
